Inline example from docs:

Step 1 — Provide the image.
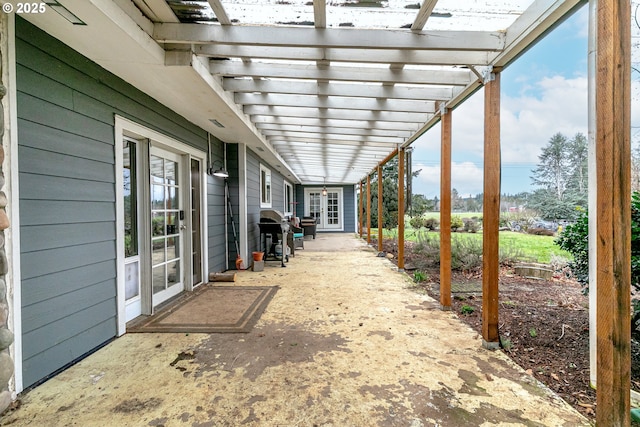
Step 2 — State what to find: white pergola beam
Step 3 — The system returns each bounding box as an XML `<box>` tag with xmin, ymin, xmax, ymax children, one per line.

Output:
<box><xmin>251</xmin><ymin>115</ymin><xmax>420</xmax><ymax>131</ymax></box>
<box><xmin>207</xmin><ymin>0</ymin><xmax>231</xmax><ymax>25</ymax></box>
<box><xmin>196</xmin><ymin>45</ymin><xmax>491</xmax><ymax>66</ymax></box>
<box><xmin>255</xmin><ymin>123</ymin><xmax>413</xmax><ymax>138</ymax></box>
<box><xmin>411</xmin><ymin>0</ymin><xmax>439</xmax><ymax>31</ymax></box>
<box><xmin>225</xmin><ymin>79</ymin><xmax>454</xmax><ymax>101</ymax></box>
<box><xmin>271</xmin><ymin>138</ymin><xmax>397</xmax><ymax>148</ymax></box>
<box><xmin>235</xmin><ymin>93</ymin><xmax>435</xmax><ymax>113</ymax></box>
<box><xmin>211</xmin><ymin>62</ymin><xmax>474</xmax><ymax>86</ymax></box>
<box><xmin>491</xmin><ymin>0</ymin><xmax>583</xmax><ymax>67</ymax></box>
<box><xmin>244</xmin><ymin>105</ymin><xmax>429</xmax><ymax>122</ymax></box>
<box><xmin>267</xmin><ymin>132</ymin><xmax>404</xmax><ymax>144</ymax></box>
<box><xmin>313</xmin><ymin>0</ymin><xmax>326</xmax><ymax>28</ymax></box>
<box><xmin>154</xmin><ymin>23</ymin><xmax>506</xmax><ymax>51</ymax></box>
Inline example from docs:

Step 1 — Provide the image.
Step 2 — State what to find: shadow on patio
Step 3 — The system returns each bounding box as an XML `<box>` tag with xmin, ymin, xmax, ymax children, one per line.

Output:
<box><xmin>1</xmin><ymin>234</ymin><xmax>589</xmax><ymax>426</ymax></box>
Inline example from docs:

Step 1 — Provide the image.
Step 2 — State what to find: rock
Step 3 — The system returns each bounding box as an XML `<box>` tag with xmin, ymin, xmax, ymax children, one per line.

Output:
<box><xmin>0</xmin><ymin>352</ymin><xmax>13</xmax><ymax>385</ymax></box>
<box><xmin>0</xmin><ymin>390</ymin><xmax>12</xmax><ymax>414</ymax></box>
<box><xmin>0</xmin><ymin>329</ymin><xmax>13</xmax><ymax>351</ymax></box>
<box><xmin>0</xmin><ymin>210</ymin><xmax>9</xmax><ymax>230</ymax></box>
<box><xmin>386</xmin><ymin>253</ymin><xmax>394</xmax><ymax>259</ymax></box>
<box><xmin>0</xmin><ymin>279</ymin><xmax>5</xmax><ymax>300</ymax></box>
<box><xmin>0</xmin><ymin>192</ymin><xmax>7</xmax><ymax>208</ymax></box>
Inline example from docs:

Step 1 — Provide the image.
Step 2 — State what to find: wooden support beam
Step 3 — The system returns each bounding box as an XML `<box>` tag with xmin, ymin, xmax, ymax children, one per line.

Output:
<box><xmin>440</xmin><ymin>108</ymin><xmax>452</xmax><ymax>310</ymax></box>
<box><xmin>595</xmin><ymin>0</ymin><xmax>631</xmax><ymax>424</ymax></box>
<box><xmin>367</xmin><ymin>174</ymin><xmax>372</xmax><ymax>245</ymax></box>
<box><xmin>482</xmin><ymin>72</ymin><xmax>501</xmax><ymax>349</ymax></box>
<box><xmin>369</xmin><ymin>148</ymin><xmax>399</xmax><ymax>175</ymax></box>
<box><xmin>359</xmin><ymin>181</ymin><xmax>364</xmax><ymax>238</ymax></box>
<box><xmin>378</xmin><ymin>165</ymin><xmax>384</xmax><ymax>253</ymax></box>
<box><xmin>398</xmin><ymin>148</ymin><xmax>405</xmax><ymax>271</ymax></box>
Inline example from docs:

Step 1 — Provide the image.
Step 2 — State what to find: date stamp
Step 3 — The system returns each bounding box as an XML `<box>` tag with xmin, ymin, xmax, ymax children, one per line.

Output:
<box><xmin>2</xmin><ymin>2</ymin><xmax>47</xmax><ymax>14</ymax></box>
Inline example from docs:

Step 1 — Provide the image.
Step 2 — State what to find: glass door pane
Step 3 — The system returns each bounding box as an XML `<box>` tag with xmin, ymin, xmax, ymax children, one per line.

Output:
<box><xmin>191</xmin><ymin>158</ymin><xmax>202</xmax><ymax>285</ymax></box>
<box><xmin>150</xmin><ymin>149</ymin><xmax>184</xmax><ymax>306</ymax></box>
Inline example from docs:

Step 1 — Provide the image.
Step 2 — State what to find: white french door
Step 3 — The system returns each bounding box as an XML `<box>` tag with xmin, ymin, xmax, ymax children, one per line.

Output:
<box><xmin>304</xmin><ymin>188</ymin><xmax>343</xmax><ymax>231</ymax></box>
<box><xmin>150</xmin><ymin>147</ymin><xmax>185</xmax><ymax>307</ymax></box>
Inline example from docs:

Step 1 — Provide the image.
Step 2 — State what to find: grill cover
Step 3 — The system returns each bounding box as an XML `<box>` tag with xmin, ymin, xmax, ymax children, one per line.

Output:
<box><xmin>260</xmin><ymin>209</ymin><xmax>285</xmax><ymax>223</ymax></box>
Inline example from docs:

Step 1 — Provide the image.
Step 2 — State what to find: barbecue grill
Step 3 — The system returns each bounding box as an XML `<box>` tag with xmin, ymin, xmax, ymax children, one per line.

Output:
<box><xmin>258</xmin><ymin>209</ymin><xmax>290</xmax><ymax>267</ymax></box>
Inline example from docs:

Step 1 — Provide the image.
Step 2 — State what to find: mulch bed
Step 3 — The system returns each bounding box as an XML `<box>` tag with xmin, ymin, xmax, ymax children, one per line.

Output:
<box><xmin>379</xmin><ymin>238</ymin><xmax>640</xmax><ymax>423</ymax></box>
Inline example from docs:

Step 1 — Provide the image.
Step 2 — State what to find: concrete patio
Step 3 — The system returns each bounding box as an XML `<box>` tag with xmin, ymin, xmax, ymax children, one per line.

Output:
<box><xmin>1</xmin><ymin>234</ymin><xmax>589</xmax><ymax>426</ymax></box>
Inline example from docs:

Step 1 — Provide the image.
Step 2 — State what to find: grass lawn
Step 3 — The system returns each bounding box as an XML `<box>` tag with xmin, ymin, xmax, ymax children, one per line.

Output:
<box><xmin>370</xmin><ymin>228</ymin><xmax>571</xmax><ymax>264</ymax></box>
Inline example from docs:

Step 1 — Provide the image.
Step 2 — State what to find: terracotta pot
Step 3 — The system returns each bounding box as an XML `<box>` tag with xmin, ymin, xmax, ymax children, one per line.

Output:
<box><xmin>252</xmin><ymin>251</ymin><xmax>264</xmax><ymax>261</ymax></box>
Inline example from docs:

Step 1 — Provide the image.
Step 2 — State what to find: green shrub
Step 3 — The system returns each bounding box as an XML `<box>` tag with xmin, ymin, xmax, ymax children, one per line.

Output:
<box><xmin>460</xmin><ymin>304</ymin><xmax>475</xmax><ymax>315</ymax></box>
<box><xmin>463</xmin><ymin>218</ymin><xmax>480</xmax><ymax>233</ymax></box>
<box><xmin>425</xmin><ymin>217</ymin><xmax>440</xmax><ymax>230</ymax></box>
<box><xmin>413</xmin><ymin>271</ymin><xmax>427</xmax><ymax>282</ymax></box>
<box><xmin>554</xmin><ymin>209</ymin><xmax>589</xmax><ymax>291</ymax></box>
<box><xmin>409</xmin><ymin>216</ymin><xmax>425</xmax><ymax>229</ymax></box>
<box><xmin>451</xmin><ymin>235</ymin><xmax>483</xmax><ymax>271</ymax></box>
<box><xmin>451</xmin><ymin>215</ymin><xmax>464</xmax><ymax>231</ymax></box>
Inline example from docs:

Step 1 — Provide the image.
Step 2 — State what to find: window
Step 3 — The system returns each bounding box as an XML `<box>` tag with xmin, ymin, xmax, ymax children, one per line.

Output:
<box><xmin>284</xmin><ymin>181</ymin><xmax>293</xmax><ymax>216</ymax></box>
<box><xmin>123</xmin><ymin>139</ymin><xmax>138</xmax><ymax>258</ymax></box>
<box><xmin>260</xmin><ymin>164</ymin><xmax>272</xmax><ymax>208</ymax></box>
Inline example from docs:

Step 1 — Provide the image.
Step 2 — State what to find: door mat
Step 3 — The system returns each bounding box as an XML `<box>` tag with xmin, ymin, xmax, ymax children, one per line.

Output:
<box><xmin>128</xmin><ymin>285</ymin><xmax>279</xmax><ymax>333</ymax></box>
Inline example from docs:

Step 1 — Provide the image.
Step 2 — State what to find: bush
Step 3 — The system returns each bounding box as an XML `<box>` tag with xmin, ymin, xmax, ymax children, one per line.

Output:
<box><xmin>555</xmin><ymin>209</ymin><xmax>589</xmax><ymax>290</ymax></box>
<box><xmin>451</xmin><ymin>215</ymin><xmax>463</xmax><ymax>232</ymax></box>
<box><xmin>463</xmin><ymin>218</ymin><xmax>480</xmax><ymax>233</ymax></box>
<box><xmin>451</xmin><ymin>235</ymin><xmax>483</xmax><ymax>271</ymax></box>
<box><xmin>409</xmin><ymin>216</ymin><xmax>425</xmax><ymax>229</ymax></box>
<box><xmin>425</xmin><ymin>217</ymin><xmax>439</xmax><ymax>230</ymax></box>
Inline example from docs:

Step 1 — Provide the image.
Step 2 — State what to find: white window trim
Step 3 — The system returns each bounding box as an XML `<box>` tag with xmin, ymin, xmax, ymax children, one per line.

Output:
<box><xmin>260</xmin><ymin>164</ymin><xmax>272</xmax><ymax>208</ymax></box>
<box><xmin>284</xmin><ymin>181</ymin><xmax>293</xmax><ymax>216</ymax></box>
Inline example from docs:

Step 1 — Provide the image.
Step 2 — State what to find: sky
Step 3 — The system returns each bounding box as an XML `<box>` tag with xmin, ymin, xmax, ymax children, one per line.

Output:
<box><xmin>410</xmin><ymin>4</ymin><xmax>599</xmax><ymax>199</ymax></box>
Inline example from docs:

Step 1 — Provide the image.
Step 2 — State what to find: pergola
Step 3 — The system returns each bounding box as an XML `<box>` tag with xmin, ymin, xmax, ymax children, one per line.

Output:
<box><xmin>25</xmin><ymin>0</ymin><xmax>630</xmax><ymax>424</ymax></box>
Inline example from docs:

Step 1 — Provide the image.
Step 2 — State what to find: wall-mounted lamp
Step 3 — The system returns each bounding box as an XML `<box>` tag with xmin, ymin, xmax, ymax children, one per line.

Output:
<box><xmin>322</xmin><ymin>177</ymin><xmax>327</xmax><ymax>196</ymax></box>
<box><xmin>208</xmin><ymin>161</ymin><xmax>229</xmax><ymax>178</ymax></box>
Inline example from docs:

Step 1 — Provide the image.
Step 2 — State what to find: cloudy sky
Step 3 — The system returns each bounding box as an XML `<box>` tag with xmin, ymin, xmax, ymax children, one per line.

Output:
<box><xmin>409</xmin><ymin>4</ymin><xmax>630</xmax><ymax>199</ymax></box>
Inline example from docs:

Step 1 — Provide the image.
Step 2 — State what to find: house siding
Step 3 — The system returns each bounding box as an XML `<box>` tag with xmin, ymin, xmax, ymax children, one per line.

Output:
<box><xmin>245</xmin><ymin>149</ymin><xmax>288</xmax><ymax>255</ymax></box>
<box><xmin>295</xmin><ymin>185</ymin><xmax>356</xmax><ymax>233</ymax></box>
<box><xmin>16</xmin><ymin>18</ymin><xmax>223</xmax><ymax>387</ymax></box>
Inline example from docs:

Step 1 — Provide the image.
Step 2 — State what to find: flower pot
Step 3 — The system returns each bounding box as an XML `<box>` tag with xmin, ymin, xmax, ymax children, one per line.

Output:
<box><xmin>252</xmin><ymin>251</ymin><xmax>264</xmax><ymax>261</ymax></box>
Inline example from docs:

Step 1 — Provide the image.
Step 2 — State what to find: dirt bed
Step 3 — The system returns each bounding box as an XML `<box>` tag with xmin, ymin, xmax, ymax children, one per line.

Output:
<box><xmin>380</xmin><ymin>238</ymin><xmax>640</xmax><ymax>423</ymax></box>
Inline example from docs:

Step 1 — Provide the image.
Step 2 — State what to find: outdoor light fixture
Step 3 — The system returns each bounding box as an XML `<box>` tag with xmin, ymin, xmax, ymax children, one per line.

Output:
<box><xmin>208</xmin><ymin>161</ymin><xmax>229</xmax><ymax>178</ymax></box>
<box><xmin>322</xmin><ymin>177</ymin><xmax>327</xmax><ymax>196</ymax></box>
<box><xmin>45</xmin><ymin>1</ymin><xmax>86</xmax><ymax>25</ymax></box>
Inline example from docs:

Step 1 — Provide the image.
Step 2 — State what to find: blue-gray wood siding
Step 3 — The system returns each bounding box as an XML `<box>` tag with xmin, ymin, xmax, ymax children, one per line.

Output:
<box><xmin>207</xmin><ymin>138</ymin><xmax>226</xmax><ymax>273</ymax></box>
<box><xmin>17</xmin><ymin>18</ymin><xmax>224</xmax><ymax>387</ymax></box>
<box><xmin>245</xmin><ymin>149</ymin><xmax>288</xmax><ymax>255</ymax></box>
<box><xmin>225</xmin><ymin>144</ymin><xmax>240</xmax><ymax>267</ymax></box>
<box><xmin>295</xmin><ymin>185</ymin><xmax>356</xmax><ymax>232</ymax></box>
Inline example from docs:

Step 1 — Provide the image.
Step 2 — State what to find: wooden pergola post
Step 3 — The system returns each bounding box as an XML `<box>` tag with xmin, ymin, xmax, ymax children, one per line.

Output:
<box><xmin>367</xmin><ymin>174</ymin><xmax>371</xmax><ymax>244</ymax></box>
<box><xmin>482</xmin><ymin>70</ymin><xmax>501</xmax><ymax>349</ymax></box>
<box><xmin>440</xmin><ymin>107</ymin><xmax>452</xmax><ymax>310</ymax></box>
<box><xmin>377</xmin><ymin>165</ymin><xmax>383</xmax><ymax>252</ymax></box>
<box><xmin>398</xmin><ymin>148</ymin><xmax>405</xmax><ymax>270</ymax></box>
<box><xmin>359</xmin><ymin>180</ymin><xmax>364</xmax><ymax>238</ymax></box>
<box><xmin>595</xmin><ymin>1</ymin><xmax>631</xmax><ymax>424</ymax></box>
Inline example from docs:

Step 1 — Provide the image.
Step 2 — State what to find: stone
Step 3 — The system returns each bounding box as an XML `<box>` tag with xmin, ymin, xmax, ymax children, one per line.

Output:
<box><xmin>0</xmin><ymin>304</ymin><xmax>7</xmax><ymax>326</ymax></box>
<box><xmin>386</xmin><ymin>253</ymin><xmax>394</xmax><ymax>259</ymax></box>
<box><xmin>0</xmin><ymin>352</ymin><xmax>13</xmax><ymax>386</ymax></box>
<box><xmin>0</xmin><ymin>390</ymin><xmax>11</xmax><ymax>415</ymax></box>
<box><xmin>0</xmin><ymin>279</ymin><xmax>5</xmax><ymax>300</ymax></box>
<box><xmin>0</xmin><ymin>192</ymin><xmax>7</xmax><ymax>208</ymax></box>
<box><xmin>0</xmin><ymin>329</ymin><xmax>13</xmax><ymax>351</ymax></box>
<box><xmin>0</xmin><ymin>251</ymin><xmax>8</xmax><ymax>276</ymax></box>
<box><xmin>252</xmin><ymin>260</ymin><xmax>264</xmax><ymax>272</ymax></box>
<box><xmin>0</xmin><ymin>210</ymin><xmax>9</xmax><ymax>230</ymax></box>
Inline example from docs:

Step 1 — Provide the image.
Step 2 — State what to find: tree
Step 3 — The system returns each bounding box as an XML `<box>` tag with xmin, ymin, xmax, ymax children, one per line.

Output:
<box><xmin>531</xmin><ymin>132</ymin><xmax>568</xmax><ymax>201</ymax></box>
<box><xmin>528</xmin><ymin>132</ymin><xmax>588</xmax><ymax>220</ymax></box>
<box><xmin>410</xmin><ymin>194</ymin><xmax>433</xmax><ymax>216</ymax></box>
<box><xmin>567</xmin><ymin>132</ymin><xmax>588</xmax><ymax>195</ymax></box>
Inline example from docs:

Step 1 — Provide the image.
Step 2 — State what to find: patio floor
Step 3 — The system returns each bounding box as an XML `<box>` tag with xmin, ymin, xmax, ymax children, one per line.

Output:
<box><xmin>1</xmin><ymin>233</ymin><xmax>590</xmax><ymax>426</ymax></box>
